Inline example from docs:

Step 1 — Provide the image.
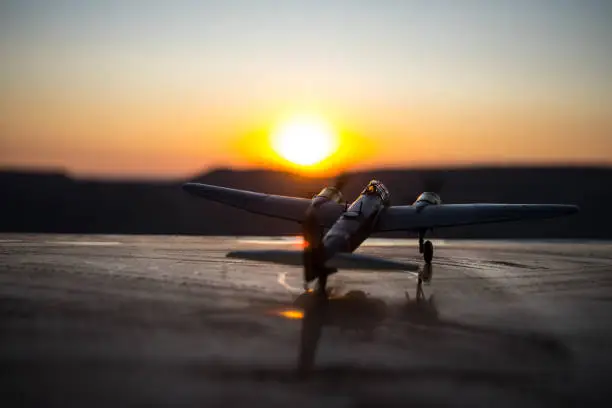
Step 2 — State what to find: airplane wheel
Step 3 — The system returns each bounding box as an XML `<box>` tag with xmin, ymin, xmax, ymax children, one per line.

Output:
<box><xmin>423</xmin><ymin>240</ymin><xmax>433</xmax><ymax>264</ymax></box>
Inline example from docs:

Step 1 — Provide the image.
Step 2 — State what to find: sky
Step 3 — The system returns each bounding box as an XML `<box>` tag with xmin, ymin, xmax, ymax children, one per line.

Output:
<box><xmin>1</xmin><ymin>0</ymin><xmax>611</xmax><ymax>178</ymax></box>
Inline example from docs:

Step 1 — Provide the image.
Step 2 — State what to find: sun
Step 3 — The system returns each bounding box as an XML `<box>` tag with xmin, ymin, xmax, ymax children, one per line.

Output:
<box><xmin>271</xmin><ymin>115</ymin><xmax>338</xmax><ymax>166</ymax></box>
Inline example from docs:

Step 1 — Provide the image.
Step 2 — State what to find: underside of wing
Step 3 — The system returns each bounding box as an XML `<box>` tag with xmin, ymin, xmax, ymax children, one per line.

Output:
<box><xmin>226</xmin><ymin>249</ymin><xmax>420</xmax><ymax>272</ymax></box>
<box><xmin>376</xmin><ymin>203</ymin><xmax>579</xmax><ymax>232</ymax></box>
<box><xmin>182</xmin><ymin>183</ymin><xmax>344</xmax><ymax>225</ymax></box>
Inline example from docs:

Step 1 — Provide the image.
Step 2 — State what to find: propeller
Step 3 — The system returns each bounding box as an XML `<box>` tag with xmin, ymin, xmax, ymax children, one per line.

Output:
<box><xmin>420</xmin><ymin>171</ymin><xmax>447</xmax><ymax>194</ymax></box>
<box><xmin>333</xmin><ymin>172</ymin><xmax>349</xmax><ymax>192</ymax></box>
<box><xmin>300</xmin><ymin>172</ymin><xmax>350</xmax><ymax>292</ymax></box>
<box><xmin>302</xmin><ymin>195</ymin><xmax>324</xmax><ymax>290</ymax></box>
<box><xmin>392</xmin><ymin>171</ymin><xmax>448</xmax><ymax>206</ymax></box>
<box><xmin>416</xmin><ymin>171</ymin><xmax>449</xmax><ymax>242</ymax></box>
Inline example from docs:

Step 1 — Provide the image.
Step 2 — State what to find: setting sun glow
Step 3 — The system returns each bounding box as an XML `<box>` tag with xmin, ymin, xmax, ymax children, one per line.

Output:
<box><xmin>271</xmin><ymin>116</ymin><xmax>338</xmax><ymax>167</ymax></box>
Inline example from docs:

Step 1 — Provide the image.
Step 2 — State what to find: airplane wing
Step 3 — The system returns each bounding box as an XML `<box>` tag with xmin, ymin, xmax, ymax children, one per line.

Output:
<box><xmin>182</xmin><ymin>183</ymin><xmax>344</xmax><ymax>226</ymax></box>
<box><xmin>375</xmin><ymin>204</ymin><xmax>579</xmax><ymax>232</ymax></box>
<box><xmin>226</xmin><ymin>249</ymin><xmax>420</xmax><ymax>272</ymax></box>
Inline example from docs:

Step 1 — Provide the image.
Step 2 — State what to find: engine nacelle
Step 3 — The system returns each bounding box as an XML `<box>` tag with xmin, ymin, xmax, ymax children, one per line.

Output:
<box><xmin>414</xmin><ymin>192</ymin><xmax>442</xmax><ymax>206</ymax></box>
<box><xmin>314</xmin><ymin>186</ymin><xmax>344</xmax><ymax>204</ymax></box>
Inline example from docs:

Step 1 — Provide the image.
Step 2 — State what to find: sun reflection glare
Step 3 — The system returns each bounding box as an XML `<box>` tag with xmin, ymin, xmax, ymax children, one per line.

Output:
<box><xmin>271</xmin><ymin>115</ymin><xmax>338</xmax><ymax>167</ymax></box>
<box><xmin>277</xmin><ymin>309</ymin><xmax>305</xmax><ymax>320</ymax></box>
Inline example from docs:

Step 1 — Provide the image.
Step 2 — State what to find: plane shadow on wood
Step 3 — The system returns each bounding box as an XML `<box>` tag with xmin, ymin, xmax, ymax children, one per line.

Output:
<box><xmin>290</xmin><ymin>267</ymin><xmax>572</xmax><ymax>380</ymax></box>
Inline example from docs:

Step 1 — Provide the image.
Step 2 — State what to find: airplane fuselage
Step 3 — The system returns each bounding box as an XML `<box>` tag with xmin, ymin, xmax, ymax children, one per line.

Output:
<box><xmin>319</xmin><ymin>180</ymin><xmax>390</xmax><ymax>270</ymax></box>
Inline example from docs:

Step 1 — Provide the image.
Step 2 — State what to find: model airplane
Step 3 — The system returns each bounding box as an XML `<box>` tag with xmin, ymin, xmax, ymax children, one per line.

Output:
<box><xmin>182</xmin><ymin>178</ymin><xmax>578</xmax><ymax>294</ymax></box>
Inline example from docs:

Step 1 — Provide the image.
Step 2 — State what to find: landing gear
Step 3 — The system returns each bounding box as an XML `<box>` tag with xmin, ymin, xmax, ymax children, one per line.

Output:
<box><xmin>418</xmin><ymin>230</ymin><xmax>434</xmax><ymax>264</ymax></box>
<box><xmin>418</xmin><ymin>230</ymin><xmax>425</xmax><ymax>253</ymax></box>
<box><xmin>423</xmin><ymin>240</ymin><xmax>433</xmax><ymax>264</ymax></box>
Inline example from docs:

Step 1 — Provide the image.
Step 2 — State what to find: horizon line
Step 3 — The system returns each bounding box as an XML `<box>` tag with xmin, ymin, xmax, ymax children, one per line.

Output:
<box><xmin>2</xmin><ymin>161</ymin><xmax>612</xmax><ymax>182</ymax></box>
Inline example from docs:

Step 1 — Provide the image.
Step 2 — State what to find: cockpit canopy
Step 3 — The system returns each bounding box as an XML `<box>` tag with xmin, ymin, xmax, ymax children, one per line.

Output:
<box><xmin>415</xmin><ymin>192</ymin><xmax>442</xmax><ymax>205</ymax></box>
<box><xmin>316</xmin><ymin>186</ymin><xmax>344</xmax><ymax>204</ymax></box>
<box><xmin>360</xmin><ymin>180</ymin><xmax>391</xmax><ymax>205</ymax></box>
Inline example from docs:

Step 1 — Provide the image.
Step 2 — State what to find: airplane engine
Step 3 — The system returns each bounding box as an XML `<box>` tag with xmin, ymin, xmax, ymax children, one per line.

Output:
<box><xmin>302</xmin><ymin>185</ymin><xmax>346</xmax><ymax>286</ymax></box>
<box><xmin>414</xmin><ymin>192</ymin><xmax>442</xmax><ymax>206</ymax></box>
<box><xmin>414</xmin><ymin>192</ymin><xmax>441</xmax><ymax>262</ymax></box>
<box><xmin>312</xmin><ymin>186</ymin><xmax>344</xmax><ymax>205</ymax></box>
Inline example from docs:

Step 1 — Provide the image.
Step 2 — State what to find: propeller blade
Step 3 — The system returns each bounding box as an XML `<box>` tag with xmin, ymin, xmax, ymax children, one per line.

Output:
<box><xmin>420</xmin><ymin>171</ymin><xmax>447</xmax><ymax>194</ymax></box>
<box><xmin>302</xmin><ymin>205</ymin><xmax>323</xmax><ymax>285</ymax></box>
<box><xmin>301</xmin><ymin>171</ymin><xmax>351</xmax><ymax>288</ymax></box>
<box><xmin>333</xmin><ymin>172</ymin><xmax>349</xmax><ymax>192</ymax></box>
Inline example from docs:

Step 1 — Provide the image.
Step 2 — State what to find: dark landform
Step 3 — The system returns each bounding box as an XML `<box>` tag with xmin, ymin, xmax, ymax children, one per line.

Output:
<box><xmin>1</xmin><ymin>166</ymin><xmax>609</xmax><ymax>238</ymax></box>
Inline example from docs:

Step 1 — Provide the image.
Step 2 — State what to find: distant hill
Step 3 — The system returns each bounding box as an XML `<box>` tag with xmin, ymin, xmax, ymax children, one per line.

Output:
<box><xmin>1</xmin><ymin>166</ymin><xmax>609</xmax><ymax>238</ymax></box>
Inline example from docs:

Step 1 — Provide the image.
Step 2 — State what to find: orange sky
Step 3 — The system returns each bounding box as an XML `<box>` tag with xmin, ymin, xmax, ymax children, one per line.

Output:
<box><xmin>1</xmin><ymin>1</ymin><xmax>611</xmax><ymax>178</ymax></box>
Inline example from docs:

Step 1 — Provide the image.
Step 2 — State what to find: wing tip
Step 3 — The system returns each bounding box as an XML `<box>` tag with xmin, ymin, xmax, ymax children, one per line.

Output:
<box><xmin>182</xmin><ymin>182</ymin><xmax>203</xmax><ymax>196</ymax></box>
<box><xmin>551</xmin><ymin>204</ymin><xmax>580</xmax><ymax>216</ymax></box>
